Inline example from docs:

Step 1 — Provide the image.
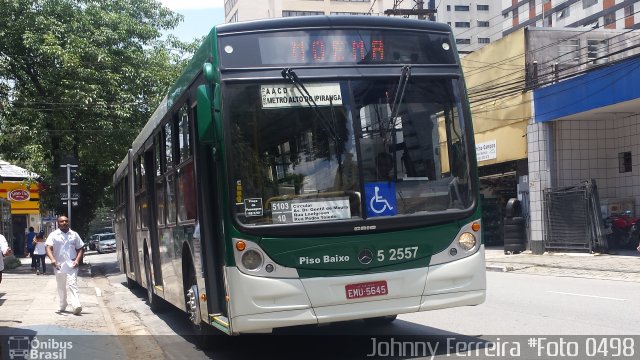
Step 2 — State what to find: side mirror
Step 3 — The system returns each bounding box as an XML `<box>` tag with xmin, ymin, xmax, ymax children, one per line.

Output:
<box><xmin>197</xmin><ymin>83</ymin><xmax>220</xmax><ymax>145</ymax></box>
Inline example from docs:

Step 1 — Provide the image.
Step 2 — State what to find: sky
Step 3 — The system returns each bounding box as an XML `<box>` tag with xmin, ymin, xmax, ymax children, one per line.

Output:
<box><xmin>159</xmin><ymin>0</ymin><xmax>225</xmax><ymax>42</ymax></box>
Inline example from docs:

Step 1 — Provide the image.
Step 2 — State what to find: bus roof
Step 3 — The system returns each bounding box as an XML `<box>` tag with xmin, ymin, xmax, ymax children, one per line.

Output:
<box><xmin>215</xmin><ymin>15</ymin><xmax>452</xmax><ymax>35</ymax></box>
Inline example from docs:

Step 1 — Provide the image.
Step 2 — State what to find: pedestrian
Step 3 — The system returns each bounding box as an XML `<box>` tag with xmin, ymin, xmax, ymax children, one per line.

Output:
<box><xmin>25</xmin><ymin>226</ymin><xmax>37</xmax><ymax>271</ymax></box>
<box><xmin>33</xmin><ymin>231</ymin><xmax>47</xmax><ymax>275</ymax></box>
<box><xmin>45</xmin><ymin>216</ymin><xmax>85</xmax><ymax>315</ymax></box>
<box><xmin>0</xmin><ymin>233</ymin><xmax>13</xmax><ymax>283</ymax></box>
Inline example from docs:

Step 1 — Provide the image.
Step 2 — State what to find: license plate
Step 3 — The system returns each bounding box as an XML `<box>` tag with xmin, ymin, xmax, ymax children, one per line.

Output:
<box><xmin>345</xmin><ymin>280</ymin><xmax>388</xmax><ymax>299</ymax></box>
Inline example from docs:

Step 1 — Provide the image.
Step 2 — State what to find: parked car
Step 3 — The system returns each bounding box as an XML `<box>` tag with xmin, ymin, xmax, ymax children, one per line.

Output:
<box><xmin>96</xmin><ymin>233</ymin><xmax>116</xmax><ymax>253</ymax></box>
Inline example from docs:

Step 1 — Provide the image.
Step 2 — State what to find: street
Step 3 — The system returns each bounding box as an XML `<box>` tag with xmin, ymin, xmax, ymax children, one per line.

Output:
<box><xmin>81</xmin><ymin>251</ymin><xmax>640</xmax><ymax>359</ymax></box>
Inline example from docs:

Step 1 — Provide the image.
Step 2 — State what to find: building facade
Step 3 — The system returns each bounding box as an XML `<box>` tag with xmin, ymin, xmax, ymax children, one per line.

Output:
<box><xmin>502</xmin><ymin>0</ymin><xmax>639</xmax><ymax>37</ymax></box>
<box><xmin>463</xmin><ymin>26</ymin><xmax>640</xmax><ymax>252</ymax></box>
<box><xmin>436</xmin><ymin>0</ymin><xmax>503</xmax><ymax>54</ymax></box>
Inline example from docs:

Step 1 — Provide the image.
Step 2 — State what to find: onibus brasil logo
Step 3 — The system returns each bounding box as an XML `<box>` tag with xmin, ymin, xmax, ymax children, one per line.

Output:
<box><xmin>7</xmin><ymin>336</ymin><xmax>73</xmax><ymax>359</ymax></box>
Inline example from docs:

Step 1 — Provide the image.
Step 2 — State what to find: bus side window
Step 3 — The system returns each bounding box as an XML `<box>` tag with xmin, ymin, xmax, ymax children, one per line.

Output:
<box><xmin>177</xmin><ymin>161</ymin><xmax>196</xmax><ymax>222</ymax></box>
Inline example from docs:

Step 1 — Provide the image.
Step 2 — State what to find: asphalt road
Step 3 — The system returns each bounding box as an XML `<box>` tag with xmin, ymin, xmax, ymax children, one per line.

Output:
<box><xmin>89</xmin><ymin>252</ymin><xmax>640</xmax><ymax>359</ymax></box>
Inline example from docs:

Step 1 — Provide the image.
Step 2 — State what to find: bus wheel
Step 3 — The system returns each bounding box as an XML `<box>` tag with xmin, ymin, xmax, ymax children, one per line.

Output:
<box><xmin>185</xmin><ymin>275</ymin><xmax>217</xmax><ymax>349</ymax></box>
<box><xmin>121</xmin><ymin>252</ymin><xmax>137</xmax><ymax>289</ymax></box>
<box><xmin>363</xmin><ymin>315</ymin><xmax>397</xmax><ymax>326</ymax></box>
<box><xmin>144</xmin><ymin>255</ymin><xmax>164</xmax><ymax>312</ymax></box>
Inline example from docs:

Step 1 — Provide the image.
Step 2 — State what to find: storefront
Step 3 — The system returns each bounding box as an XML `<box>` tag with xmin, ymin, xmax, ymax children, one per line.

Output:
<box><xmin>0</xmin><ymin>160</ymin><xmax>41</xmax><ymax>254</ymax></box>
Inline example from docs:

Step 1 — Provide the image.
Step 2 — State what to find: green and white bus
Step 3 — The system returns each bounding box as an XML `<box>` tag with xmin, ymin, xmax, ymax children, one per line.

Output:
<box><xmin>114</xmin><ymin>15</ymin><xmax>485</xmax><ymax>339</ymax></box>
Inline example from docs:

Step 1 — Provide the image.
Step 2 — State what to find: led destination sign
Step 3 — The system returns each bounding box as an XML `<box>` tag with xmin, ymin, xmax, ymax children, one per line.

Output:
<box><xmin>219</xmin><ymin>29</ymin><xmax>456</xmax><ymax>67</ymax></box>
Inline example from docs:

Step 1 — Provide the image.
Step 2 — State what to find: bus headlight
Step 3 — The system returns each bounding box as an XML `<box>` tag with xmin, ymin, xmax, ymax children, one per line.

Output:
<box><xmin>458</xmin><ymin>232</ymin><xmax>476</xmax><ymax>250</ymax></box>
<box><xmin>241</xmin><ymin>249</ymin><xmax>263</xmax><ymax>270</ymax></box>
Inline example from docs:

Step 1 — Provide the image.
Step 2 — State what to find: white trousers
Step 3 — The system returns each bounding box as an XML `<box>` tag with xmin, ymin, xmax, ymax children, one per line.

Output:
<box><xmin>55</xmin><ymin>269</ymin><xmax>80</xmax><ymax>310</ymax></box>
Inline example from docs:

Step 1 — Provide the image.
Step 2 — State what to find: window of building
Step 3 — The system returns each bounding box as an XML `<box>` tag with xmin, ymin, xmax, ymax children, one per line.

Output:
<box><xmin>604</xmin><ymin>12</ymin><xmax>616</xmax><ymax>26</ymax></box>
<box><xmin>619</xmin><ymin>152</ymin><xmax>632</xmax><ymax>173</ymax></box>
<box><xmin>477</xmin><ymin>20</ymin><xmax>490</xmax><ymax>27</ymax></box>
<box><xmin>330</xmin><ymin>12</ymin><xmax>368</xmax><ymax>15</ymax></box>
<box><xmin>447</xmin><ymin>5</ymin><xmax>451</xmax><ymax>11</ymax></box>
<box><xmin>582</xmin><ymin>0</ymin><xmax>598</xmax><ymax>9</ymax></box>
<box><xmin>478</xmin><ymin>38</ymin><xmax>490</xmax><ymax>44</ymax></box>
<box><xmin>283</xmin><ymin>10</ymin><xmax>324</xmax><ymax>17</ymax></box>
<box><xmin>454</xmin><ymin>5</ymin><xmax>470</xmax><ymax>11</ymax></box>
<box><xmin>545</xmin><ymin>15</ymin><xmax>553</xmax><ymax>27</ymax></box>
<box><xmin>556</xmin><ymin>7</ymin><xmax>570</xmax><ymax>20</ymax></box>
<box><xmin>456</xmin><ymin>38</ymin><xmax>471</xmax><ymax>45</ymax></box>
<box><xmin>625</xmin><ymin>4</ymin><xmax>634</xmax><ymax>17</ymax></box>
<box><xmin>455</xmin><ymin>22</ymin><xmax>471</xmax><ymax>28</ymax></box>
<box><xmin>477</xmin><ymin>5</ymin><xmax>489</xmax><ymax>11</ymax></box>
<box><xmin>625</xmin><ymin>4</ymin><xmax>634</xmax><ymax>28</ymax></box>
<box><xmin>558</xmin><ymin>39</ymin><xmax>580</xmax><ymax>64</ymax></box>
<box><xmin>587</xmin><ymin>39</ymin><xmax>608</xmax><ymax>64</ymax></box>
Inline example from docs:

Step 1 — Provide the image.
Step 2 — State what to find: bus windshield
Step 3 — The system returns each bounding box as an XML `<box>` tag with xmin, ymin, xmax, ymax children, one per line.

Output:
<box><xmin>228</xmin><ymin>76</ymin><xmax>472</xmax><ymax>227</ymax></box>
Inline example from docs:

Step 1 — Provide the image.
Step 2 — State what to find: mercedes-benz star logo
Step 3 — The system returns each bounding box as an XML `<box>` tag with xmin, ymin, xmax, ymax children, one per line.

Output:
<box><xmin>358</xmin><ymin>249</ymin><xmax>373</xmax><ymax>265</ymax></box>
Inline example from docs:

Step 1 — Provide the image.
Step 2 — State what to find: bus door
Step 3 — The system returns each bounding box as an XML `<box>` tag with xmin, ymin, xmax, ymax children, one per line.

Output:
<box><xmin>144</xmin><ymin>148</ymin><xmax>163</xmax><ymax>287</ymax></box>
<box><xmin>194</xmin><ymin>100</ymin><xmax>226</xmax><ymax>317</ymax></box>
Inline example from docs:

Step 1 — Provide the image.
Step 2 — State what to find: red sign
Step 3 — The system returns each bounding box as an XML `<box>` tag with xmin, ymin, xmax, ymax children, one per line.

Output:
<box><xmin>345</xmin><ymin>280</ymin><xmax>388</xmax><ymax>300</ymax></box>
<box><xmin>8</xmin><ymin>189</ymin><xmax>30</xmax><ymax>202</ymax></box>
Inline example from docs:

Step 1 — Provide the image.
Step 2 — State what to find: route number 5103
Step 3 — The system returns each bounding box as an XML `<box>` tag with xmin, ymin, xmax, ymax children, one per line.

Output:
<box><xmin>377</xmin><ymin>247</ymin><xmax>418</xmax><ymax>262</ymax></box>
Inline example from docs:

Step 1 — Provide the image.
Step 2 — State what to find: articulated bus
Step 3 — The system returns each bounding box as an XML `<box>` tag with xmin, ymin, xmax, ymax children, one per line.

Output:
<box><xmin>114</xmin><ymin>16</ymin><xmax>485</xmax><ymax>340</ymax></box>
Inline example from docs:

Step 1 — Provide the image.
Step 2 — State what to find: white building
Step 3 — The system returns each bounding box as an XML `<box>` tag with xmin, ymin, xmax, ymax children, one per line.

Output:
<box><xmin>435</xmin><ymin>1</ymin><xmax>503</xmax><ymax>54</ymax></box>
<box><xmin>502</xmin><ymin>0</ymin><xmax>639</xmax><ymax>36</ymax></box>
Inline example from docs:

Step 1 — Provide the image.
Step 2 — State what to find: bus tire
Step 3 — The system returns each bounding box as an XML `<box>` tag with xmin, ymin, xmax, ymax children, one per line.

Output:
<box><xmin>184</xmin><ymin>268</ymin><xmax>219</xmax><ymax>350</ymax></box>
<box><xmin>121</xmin><ymin>250</ymin><xmax>137</xmax><ymax>289</ymax></box>
<box><xmin>144</xmin><ymin>254</ymin><xmax>165</xmax><ymax>312</ymax></box>
<box><xmin>363</xmin><ymin>314</ymin><xmax>397</xmax><ymax>326</ymax></box>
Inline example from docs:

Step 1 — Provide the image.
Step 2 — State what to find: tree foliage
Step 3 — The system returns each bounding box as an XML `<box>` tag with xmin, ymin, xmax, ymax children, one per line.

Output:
<box><xmin>0</xmin><ymin>0</ymin><xmax>201</xmax><ymax>236</ymax></box>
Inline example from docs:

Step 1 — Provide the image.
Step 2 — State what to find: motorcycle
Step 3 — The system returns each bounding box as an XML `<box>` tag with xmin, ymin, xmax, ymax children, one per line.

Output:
<box><xmin>604</xmin><ymin>211</ymin><xmax>640</xmax><ymax>249</ymax></box>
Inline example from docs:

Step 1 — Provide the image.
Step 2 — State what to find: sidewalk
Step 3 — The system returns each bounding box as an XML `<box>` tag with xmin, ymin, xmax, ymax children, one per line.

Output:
<box><xmin>0</xmin><ymin>258</ymin><xmax>116</xmax><ymax>335</ymax></box>
<box><xmin>0</xmin><ymin>257</ymin><xmax>126</xmax><ymax>359</ymax></box>
<box><xmin>484</xmin><ymin>246</ymin><xmax>640</xmax><ymax>282</ymax></box>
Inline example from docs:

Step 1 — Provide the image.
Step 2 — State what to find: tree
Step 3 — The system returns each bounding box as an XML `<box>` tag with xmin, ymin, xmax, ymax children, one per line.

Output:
<box><xmin>0</xmin><ymin>0</ymin><xmax>201</xmax><ymax>236</ymax></box>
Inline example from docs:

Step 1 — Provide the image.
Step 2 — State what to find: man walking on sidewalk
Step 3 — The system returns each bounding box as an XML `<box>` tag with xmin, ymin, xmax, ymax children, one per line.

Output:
<box><xmin>46</xmin><ymin>215</ymin><xmax>85</xmax><ymax>315</ymax></box>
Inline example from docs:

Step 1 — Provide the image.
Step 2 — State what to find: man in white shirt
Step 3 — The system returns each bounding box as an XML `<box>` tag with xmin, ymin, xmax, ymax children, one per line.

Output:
<box><xmin>46</xmin><ymin>215</ymin><xmax>85</xmax><ymax>314</ymax></box>
<box><xmin>0</xmin><ymin>233</ymin><xmax>13</xmax><ymax>283</ymax></box>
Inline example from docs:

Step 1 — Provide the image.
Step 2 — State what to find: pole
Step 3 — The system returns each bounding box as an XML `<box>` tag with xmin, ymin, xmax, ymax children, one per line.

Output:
<box><xmin>417</xmin><ymin>0</ymin><xmax>425</xmax><ymax>20</ymax></box>
<box><xmin>67</xmin><ymin>165</ymin><xmax>72</xmax><ymax>224</ymax></box>
<box><xmin>60</xmin><ymin>163</ymin><xmax>78</xmax><ymax>225</ymax></box>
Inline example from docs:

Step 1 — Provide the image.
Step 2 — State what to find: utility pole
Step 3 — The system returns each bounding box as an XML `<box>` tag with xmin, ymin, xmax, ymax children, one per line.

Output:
<box><xmin>384</xmin><ymin>0</ymin><xmax>436</xmax><ymax>19</ymax></box>
<box><xmin>59</xmin><ymin>157</ymin><xmax>79</xmax><ymax>225</ymax></box>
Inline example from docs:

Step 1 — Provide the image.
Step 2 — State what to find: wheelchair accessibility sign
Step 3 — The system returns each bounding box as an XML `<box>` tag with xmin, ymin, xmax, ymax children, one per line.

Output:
<box><xmin>365</xmin><ymin>182</ymin><xmax>397</xmax><ymax>217</ymax></box>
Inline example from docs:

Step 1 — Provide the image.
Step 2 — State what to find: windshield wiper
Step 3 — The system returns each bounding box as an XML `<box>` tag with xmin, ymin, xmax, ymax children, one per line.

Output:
<box><xmin>281</xmin><ymin>68</ymin><xmax>339</xmax><ymax>142</ymax></box>
<box><xmin>386</xmin><ymin>65</ymin><xmax>411</xmax><ymax>135</ymax></box>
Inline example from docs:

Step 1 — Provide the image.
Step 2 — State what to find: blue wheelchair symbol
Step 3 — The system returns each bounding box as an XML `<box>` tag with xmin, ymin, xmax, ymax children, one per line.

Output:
<box><xmin>365</xmin><ymin>182</ymin><xmax>397</xmax><ymax>217</ymax></box>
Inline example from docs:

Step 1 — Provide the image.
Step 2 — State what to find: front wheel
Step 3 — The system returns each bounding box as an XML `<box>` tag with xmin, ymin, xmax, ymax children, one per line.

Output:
<box><xmin>185</xmin><ymin>269</ymin><xmax>223</xmax><ymax>350</ymax></box>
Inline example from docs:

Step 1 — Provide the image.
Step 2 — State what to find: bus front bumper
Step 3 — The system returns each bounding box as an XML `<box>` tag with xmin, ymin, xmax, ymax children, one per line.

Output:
<box><xmin>225</xmin><ymin>246</ymin><xmax>486</xmax><ymax>333</ymax></box>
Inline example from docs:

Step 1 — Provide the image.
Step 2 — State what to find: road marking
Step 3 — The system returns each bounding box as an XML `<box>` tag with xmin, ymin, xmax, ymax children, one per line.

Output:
<box><xmin>546</xmin><ymin>291</ymin><xmax>626</xmax><ymax>301</ymax></box>
<box><xmin>95</xmin><ymin>287</ymin><xmax>102</xmax><ymax>297</ymax></box>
